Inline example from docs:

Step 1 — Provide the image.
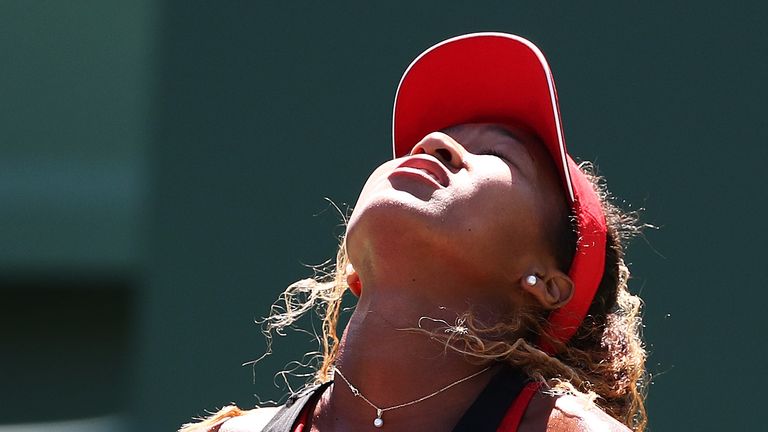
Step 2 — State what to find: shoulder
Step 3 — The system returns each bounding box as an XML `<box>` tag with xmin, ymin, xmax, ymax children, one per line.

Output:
<box><xmin>219</xmin><ymin>407</ymin><xmax>281</xmax><ymax>432</ymax></box>
<box><xmin>218</xmin><ymin>383</ymin><xmax>328</xmax><ymax>431</ymax></box>
<box><xmin>179</xmin><ymin>406</ymin><xmax>280</xmax><ymax>432</ymax></box>
<box><xmin>548</xmin><ymin>394</ymin><xmax>630</xmax><ymax>432</ymax></box>
<box><xmin>520</xmin><ymin>392</ymin><xmax>631</xmax><ymax>432</ymax></box>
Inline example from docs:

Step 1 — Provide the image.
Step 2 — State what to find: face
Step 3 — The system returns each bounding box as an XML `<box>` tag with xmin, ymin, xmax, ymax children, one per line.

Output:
<box><xmin>345</xmin><ymin>123</ymin><xmax>569</xmax><ymax>299</ymax></box>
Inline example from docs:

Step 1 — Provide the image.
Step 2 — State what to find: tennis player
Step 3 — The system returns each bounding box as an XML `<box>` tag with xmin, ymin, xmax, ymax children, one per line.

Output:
<box><xmin>181</xmin><ymin>32</ymin><xmax>648</xmax><ymax>432</ymax></box>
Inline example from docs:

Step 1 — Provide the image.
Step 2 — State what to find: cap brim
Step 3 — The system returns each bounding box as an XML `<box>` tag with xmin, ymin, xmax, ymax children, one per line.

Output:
<box><xmin>391</xmin><ymin>33</ymin><xmax>609</xmax><ymax>352</ymax></box>
<box><xmin>392</xmin><ymin>32</ymin><xmax>575</xmax><ymax>202</ymax></box>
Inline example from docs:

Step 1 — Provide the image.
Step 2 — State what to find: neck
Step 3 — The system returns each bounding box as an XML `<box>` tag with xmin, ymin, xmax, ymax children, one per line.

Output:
<box><xmin>312</xmin><ymin>283</ymin><xmax>499</xmax><ymax>431</ymax></box>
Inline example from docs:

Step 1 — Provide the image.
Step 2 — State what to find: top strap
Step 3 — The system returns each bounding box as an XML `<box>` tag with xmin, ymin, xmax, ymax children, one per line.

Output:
<box><xmin>258</xmin><ymin>366</ymin><xmax>538</xmax><ymax>432</ymax></box>
<box><xmin>495</xmin><ymin>381</ymin><xmax>542</xmax><ymax>432</ymax></box>
<box><xmin>261</xmin><ymin>382</ymin><xmax>332</xmax><ymax>432</ymax></box>
<box><xmin>451</xmin><ymin>365</ymin><xmax>529</xmax><ymax>432</ymax></box>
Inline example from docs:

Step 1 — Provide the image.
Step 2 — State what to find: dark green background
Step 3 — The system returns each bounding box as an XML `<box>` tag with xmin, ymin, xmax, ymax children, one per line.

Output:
<box><xmin>2</xmin><ymin>1</ymin><xmax>765</xmax><ymax>431</ymax></box>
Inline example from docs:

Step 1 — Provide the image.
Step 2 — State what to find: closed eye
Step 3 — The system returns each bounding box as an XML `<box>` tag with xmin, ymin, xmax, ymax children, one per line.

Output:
<box><xmin>478</xmin><ymin>148</ymin><xmax>524</xmax><ymax>173</ymax></box>
<box><xmin>479</xmin><ymin>149</ymin><xmax>509</xmax><ymax>160</ymax></box>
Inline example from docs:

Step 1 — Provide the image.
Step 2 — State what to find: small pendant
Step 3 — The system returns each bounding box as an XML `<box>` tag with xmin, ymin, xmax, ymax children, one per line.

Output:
<box><xmin>373</xmin><ymin>409</ymin><xmax>384</xmax><ymax>428</ymax></box>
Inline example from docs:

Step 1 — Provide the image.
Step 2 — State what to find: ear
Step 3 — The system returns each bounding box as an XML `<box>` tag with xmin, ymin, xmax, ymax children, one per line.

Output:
<box><xmin>520</xmin><ymin>270</ymin><xmax>574</xmax><ymax>310</ymax></box>
<box><xmin>345</xmin><ymin>263</ymin><xmax>362</xmax><ymax>297</ymax></box>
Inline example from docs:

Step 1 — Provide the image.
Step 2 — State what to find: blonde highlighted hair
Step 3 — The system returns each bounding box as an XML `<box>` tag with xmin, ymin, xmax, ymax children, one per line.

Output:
<box><xmin>181</xmin><ymin>162</ymin><xmax>649</xmax><ymax>432</ymax></box>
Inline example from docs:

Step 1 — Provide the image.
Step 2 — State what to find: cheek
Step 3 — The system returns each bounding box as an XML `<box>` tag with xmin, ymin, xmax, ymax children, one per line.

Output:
<box><xmin>450</xmin><ymin>179</ymin><xmax>542</xmax><ymax>253</ymax></box>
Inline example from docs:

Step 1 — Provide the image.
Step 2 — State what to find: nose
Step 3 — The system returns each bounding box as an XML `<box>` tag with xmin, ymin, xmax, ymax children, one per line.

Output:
<box><xmin>409</xmin><ymin>132</ymin><xmax>466</xmax><ymax>170</ymax></box>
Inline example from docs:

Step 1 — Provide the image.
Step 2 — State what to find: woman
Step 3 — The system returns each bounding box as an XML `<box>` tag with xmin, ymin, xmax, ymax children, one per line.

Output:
<box><xmin>181</xmin><ymin>32</ymin><xmax>647</xmax><ymax>432</ymax></box>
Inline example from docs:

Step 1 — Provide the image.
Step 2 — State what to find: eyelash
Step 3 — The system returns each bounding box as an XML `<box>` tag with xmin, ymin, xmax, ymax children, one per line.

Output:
<box><xmin>480</xmin><ymin>149</ymin><xmax>508</xmax><ymax>160</ymax></box>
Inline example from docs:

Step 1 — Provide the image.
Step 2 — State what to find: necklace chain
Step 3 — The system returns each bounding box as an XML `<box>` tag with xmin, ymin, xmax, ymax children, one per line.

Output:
<box><xmin>332</xmin><ymin>365</ymin><xmax>492</xmax><ymax>428</ymax></box>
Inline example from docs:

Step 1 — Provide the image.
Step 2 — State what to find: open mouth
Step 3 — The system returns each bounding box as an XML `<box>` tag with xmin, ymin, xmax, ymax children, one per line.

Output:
<box><xmin>414</xmin><ymin>167</ymin><xmax>441</xmax><ymax>183</ymax></box>
<box><xmin>390</xmin><ymin>166</ymin><xmax>443</xmax><ymax>187</ymax></box>
<box><xmin>393</xmin><ymin>155</ymin><xmax>449</xmax><ymax>187</ymax></box>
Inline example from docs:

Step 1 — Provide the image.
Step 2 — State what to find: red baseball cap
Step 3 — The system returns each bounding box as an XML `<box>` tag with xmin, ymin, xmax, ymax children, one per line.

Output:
<box><xmin>391</xmin><ymin>32</ymin><xmax>607</xmax><ymax>353</ymax></box>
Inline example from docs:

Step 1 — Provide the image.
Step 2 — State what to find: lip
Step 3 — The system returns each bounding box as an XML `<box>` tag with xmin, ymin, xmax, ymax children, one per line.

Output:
<box><xmin>390</xmin><ymin>155</ymin><xmax>450</xmax><ymax>188</ymax></box>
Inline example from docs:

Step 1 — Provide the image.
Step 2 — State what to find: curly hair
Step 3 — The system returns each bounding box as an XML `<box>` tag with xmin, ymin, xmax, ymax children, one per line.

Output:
<box><xmin>410</xmin><ymin>162</ymin><xmax>649</xmax><ymax>430</ymax></box>
<box><xmin>180</xmin><ymin>161</ymin><xmax>648</xmax><ymax>432</ymax></box>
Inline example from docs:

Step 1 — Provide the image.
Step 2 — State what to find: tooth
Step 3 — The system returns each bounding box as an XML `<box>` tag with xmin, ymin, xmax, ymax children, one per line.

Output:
<box><xmin>422</xmin><ymin>169</ymin><xmax>437</xmax><ymax>182</ymax></box>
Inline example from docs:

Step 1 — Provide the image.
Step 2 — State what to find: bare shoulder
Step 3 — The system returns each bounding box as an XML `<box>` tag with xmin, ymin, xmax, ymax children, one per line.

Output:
<box><xmin>219</xmin><ymin>406</ymin><xmax>281</xmax><ymax>432</ymax></box>
<box><xmin>520</xmin><ymin>392</ymin><xmax>631</xmax><ymax>432</ymax></box>
<box><xmin>549</xmin><ymin>394</ymin><xmax>630</xmax><ymax>431</ymax></box>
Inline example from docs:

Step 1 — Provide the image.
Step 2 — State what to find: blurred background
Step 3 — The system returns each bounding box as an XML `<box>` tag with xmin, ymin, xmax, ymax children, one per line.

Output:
<box><xmin>1</xmin><ymin>1</ymin><xmax>765</xmax><ymax>431</ymax></box>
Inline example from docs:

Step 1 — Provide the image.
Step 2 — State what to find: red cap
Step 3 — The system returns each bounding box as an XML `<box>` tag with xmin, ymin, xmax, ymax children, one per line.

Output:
<box><xmin>391</xmin><ymin>32</ymin><xmax>607</xmax><ymax>353</ymax></box>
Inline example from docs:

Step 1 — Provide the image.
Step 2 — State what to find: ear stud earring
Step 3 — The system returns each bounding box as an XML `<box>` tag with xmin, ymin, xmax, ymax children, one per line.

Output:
<box><xmin>525</xmin><ymin>275</ymin><xmax>538</xmax><ymax>286</ymax></box>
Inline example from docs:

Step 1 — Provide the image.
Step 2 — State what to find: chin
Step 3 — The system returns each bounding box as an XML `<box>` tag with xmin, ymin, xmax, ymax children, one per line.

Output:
<box><xmin>348</xmin><ymin>190</ymin><xmax>435</xmax><ymax>232</ymax></box>
<box><xmin>352</xmin><ymin>170</ymin><xmax>448</xmax><ymax>220</ymax></box>
<box><xmin>345</xmin><ymin>188</ymin><xmax>448</xmax><ymax>260</ymax></box>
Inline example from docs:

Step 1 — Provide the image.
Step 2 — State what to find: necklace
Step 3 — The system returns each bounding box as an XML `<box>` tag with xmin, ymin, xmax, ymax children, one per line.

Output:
<box><xmin>332</xmin><ymin>365</ymin><xmax>492</xmax><ymax>428</ymax></box>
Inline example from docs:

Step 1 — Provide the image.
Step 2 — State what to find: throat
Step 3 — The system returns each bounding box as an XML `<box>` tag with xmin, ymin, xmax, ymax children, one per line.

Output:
<box><xmin>312</xmin><ymin>300</ymin><xmax>499</xmax><ymax>431</ymax></box>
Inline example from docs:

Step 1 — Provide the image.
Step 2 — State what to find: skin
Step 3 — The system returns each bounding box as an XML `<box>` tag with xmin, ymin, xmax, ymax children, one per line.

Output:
<box><xmin>220</xmin><ymin>123</ymin><xmax>629</xmax><ymax>432</ymax></box>
<box><xmin>344</xmin><ymin>123</ymin><xmax>574</xmax><ymax>312</ymax></box>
